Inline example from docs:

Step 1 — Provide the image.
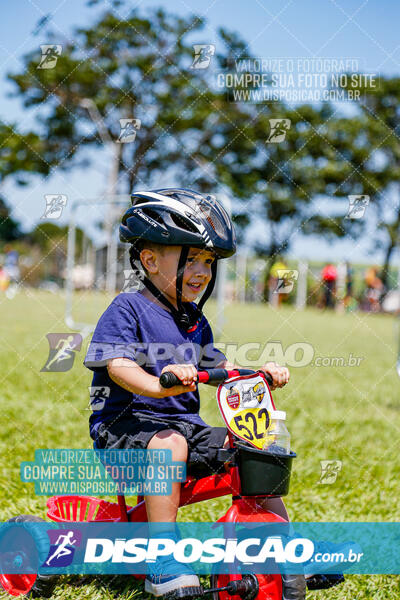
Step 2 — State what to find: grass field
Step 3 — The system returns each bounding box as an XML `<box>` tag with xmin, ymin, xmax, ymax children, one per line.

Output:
<box><xmin>1</xmin><ymin>289</ymin><xmax>400</xmax><ymax>599</ymax></box>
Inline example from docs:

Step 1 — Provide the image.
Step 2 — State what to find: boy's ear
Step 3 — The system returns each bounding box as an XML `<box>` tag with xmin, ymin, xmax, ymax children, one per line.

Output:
<box><xmin>139</xmin><ymin>248</ymin><xmax>158</xmax><ymax>274</ymax></box>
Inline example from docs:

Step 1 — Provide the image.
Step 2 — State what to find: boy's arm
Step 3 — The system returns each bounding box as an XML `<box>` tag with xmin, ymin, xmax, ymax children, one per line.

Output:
<box><xmin>215</xmin><ymin>359</ymin><xmax>290</xmax><ymax>390</ymax></box>
<box><xmin>107</xmin><ymin>358</ymin><xmax>197</xmax><ymax>398</ymax></box>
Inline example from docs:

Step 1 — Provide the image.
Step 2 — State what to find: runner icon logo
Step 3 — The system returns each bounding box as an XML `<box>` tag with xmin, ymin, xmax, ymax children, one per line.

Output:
<box><xmin>37</xmin><ymin>45</ymin><xmax>62</xmax><ymax>69</ymax></box>
<box><xmin>345</xmin><ymin>195</ymin><xmax>369</xmax><ymax>219</ymax></box>
<box><xmin>88</xmin><ymin>386</ymin><xmax>110</xmax><ymax>411</ymax></box>
<box><xmin>41</xmin><ymin>195</ymin><xmax>67</xmax><ymax>220</ymax></box>
<box><xmin>318</xmin><ymin>460</ymin><xmax>342</xmax><ymax>484</ymax></box>
<box><xmin>191</xmin><ymin>45</ymin><xmax>215</xmax><ymax>69</ymax></box>
<box><xmin>117</xmin><ymin>119</ymin><xmax>141</xmax><ymax>143</ymax></box>
<box><xmin>41</xmin><ymin>333</ymin><xmax>82</xmax><ymax>372</ymax></box>
<box><xmin>267</xmin><ymin>119</ymin><xmax>291</xmax><ymax>143</ymax></box>
<box><xmin>275</xmin><ymin>269</ymin><xmax>298</xmax><ymax>294</ymax></box>
<box><xmin>43</xmin><ymin>529</ymin><xmax>82</xmax><ymax>567</ymax></box>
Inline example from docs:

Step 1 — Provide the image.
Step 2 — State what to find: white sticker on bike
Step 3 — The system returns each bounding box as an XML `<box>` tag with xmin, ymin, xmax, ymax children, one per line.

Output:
<box><xmin>217</xmin><ymin>372</ymin><xmax>275</xmax><ymax>449</ymax></box>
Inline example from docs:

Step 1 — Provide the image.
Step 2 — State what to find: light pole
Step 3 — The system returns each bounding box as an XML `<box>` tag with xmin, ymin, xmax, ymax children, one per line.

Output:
<box><xmin>79</xmin><ymin>98</ymin><xmax>120</xmax><ymax>294</ymax></box>
<box><xmin>215</xmin><ymin>192</ymin><xmax>232</xmax><ymax>338</ymax></box>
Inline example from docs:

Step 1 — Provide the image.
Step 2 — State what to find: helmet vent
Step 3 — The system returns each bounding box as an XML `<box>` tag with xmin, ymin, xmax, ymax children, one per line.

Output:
<box><xmin>206</xmin><ymin>215</ymin><xmax>216</xmax><ymax>231</ymax></box>
<box><xmin>170</xmin><ymin>212</ymin><xmax>198</xmax><ymax>233</ymax></box>
<box><xmin>206</xmin><ymin>211</ymin><xmax>226</xmax><ymax>239</ymax></box>
<box><xmin>141</xmin><ymin>207</ymin><xmax>165</xmax><ymax>225</ymax></box>
<box><xmin>131</xmin><ymin>195</ymin><xmax>152</xmax><ymax>207</ymax></box>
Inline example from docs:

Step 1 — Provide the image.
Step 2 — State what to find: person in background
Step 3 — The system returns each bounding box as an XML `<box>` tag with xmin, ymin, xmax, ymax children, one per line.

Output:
<box><xmin>0</xmin><ymin>261</ymin><xmax>10</xmax><ymax>292</ymax></box>
<box><xmin>320</xmin><ymin>263</ymin><xmax>337</xmax><ymax>309</ymax></box>
<box><xmin>3</xmin><ymin>245</ymin><xmax>20</xmax><ymax>284</ymax></box>
<box><xmin>343</xmin><ymin>261</ymin><xmax>358</xmax><ymax>311</ymax></box>
<box><xmin>345</xmin><ymin>262</ymin><xmax>353</xmax><ymax>298</ymax></box>
<box><xmin>364</xmin><ymin>266</ymin><xmax>383</xmax><ymax>312</ymax></box>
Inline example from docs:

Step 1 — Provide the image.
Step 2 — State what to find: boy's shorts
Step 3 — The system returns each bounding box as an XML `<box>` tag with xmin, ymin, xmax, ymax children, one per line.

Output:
<box><xmin>94</xmin><ymin>413</ymin><xmax>228</xmax><ymax>478</ymax></box>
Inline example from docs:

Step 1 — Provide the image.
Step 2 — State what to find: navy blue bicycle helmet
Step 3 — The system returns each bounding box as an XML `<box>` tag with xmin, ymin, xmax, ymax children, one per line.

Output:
<box><xmin>119</xmin><ymin>188</ymin><xmax>236</xmax><ymax>330</ymax></box>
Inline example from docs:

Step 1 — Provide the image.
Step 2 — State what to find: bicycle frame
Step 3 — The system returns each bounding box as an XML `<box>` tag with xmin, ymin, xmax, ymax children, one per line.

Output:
<box><xmin>2</xmin><ymin>368</ymin><xmax>288</xmax><ymax>600</ymax></box>
<box><xmin>97</xmin><ymin>428</ymin><xmax>287</xmax><ymax>526</ymax></box>
<box><xmin>47</xmin><ymin>369</ymin><xmax>287</xmax><ymax>526</ymax></box>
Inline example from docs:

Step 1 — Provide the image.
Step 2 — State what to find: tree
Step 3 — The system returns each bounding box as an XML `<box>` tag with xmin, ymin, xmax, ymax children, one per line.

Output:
<box><xmin>0</xmin><ymin>121</ymin><xmax>53</xmax><ymax>185</ymax></box>
<box><xmin>29</xmin><ymin>222</ymin><xmax>85</xmax><ymax>262</ymax></box>
<box><xmin>321</xmin><ymin>76</ymin><xmax>400</xmax><ymax>290</ymax></box>
<box><xmin>347</xmin><ymin>78</ymin><xmax>400</xmax><ymax>288</ymax></box>
<box><xmin>9</xmin><ymin>2</ymin><xmax>396</xmax><ymax>296</ymax></box>
<box><xmin>199</xmin><ymin>68</ymin><xmax>360</xmax><ymax>297</ymax></box>
<box><xmin>0</xmin><ymin>118</ymin><xmax>56</xmax><ymax>245</ymax></box>
<box><xmin>0</xmin><ymin>196</ymin><xmax>22</xmax><ymax>242</ymax></box>
<box><xmin>8</xmin><ymin>7</ymin><xmax>236</xmax><ymax>196</ymax></box>
<box><xmin>192</xmin><ymin>32</ymin><xmax>374</xmax><ymax>298</ymax></box>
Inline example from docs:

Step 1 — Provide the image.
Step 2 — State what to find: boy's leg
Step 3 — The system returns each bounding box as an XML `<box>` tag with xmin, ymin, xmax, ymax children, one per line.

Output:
<box><xmin>258</xmin><ymin>496</ymin><xmax>289</xmax><ymax>520</ymax></box>
<box><xmin>221</xmin><ymin>437</ymin><xmax>305</xmax><ymax>599</ymax></box>
<box><xmin>146</xmin><ymin>429</ymin><xmax>187</xmax><ymax>523</ymax></box>
<box><xmin>221</xmin><ymin>435</ymin><xmax>289</xmax><ymax>523</ymax></box>
<box><xmin>144</xmin><ymin>429</ymin><xmax>202</xmax><ymax>598</ymax></box>
<box><xmin>257</xmin><ymin>494</ymin><xmax>344</xmax><ymax>595</ymax></box>
<box><xmin>258</xmin><ymin>493</ymin><xmax>307</xmax><ymax>599</ymax></box>
<box><xmin>94</xmin><ymin>418</ymin><xmax>202</xmax><ymax>596</ymax></box>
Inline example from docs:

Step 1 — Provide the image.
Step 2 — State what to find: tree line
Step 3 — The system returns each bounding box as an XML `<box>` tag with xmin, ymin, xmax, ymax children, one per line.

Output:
<box><xmin>1</xmin><ymin>1</ymin><xmax>399</xmax><ymax>292</ymax></box>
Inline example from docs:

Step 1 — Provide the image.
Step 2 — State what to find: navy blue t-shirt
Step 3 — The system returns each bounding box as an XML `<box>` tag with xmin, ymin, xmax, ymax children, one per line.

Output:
<box><xmin>84</xmin><ymin>292</ymin><xmax>226</xmax><ymax>437</ymax></box>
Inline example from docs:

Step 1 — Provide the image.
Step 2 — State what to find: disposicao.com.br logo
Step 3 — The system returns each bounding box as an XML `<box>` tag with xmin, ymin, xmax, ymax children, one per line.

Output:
<box><xmin>0</xmin><ymin>522</ymin><xmax>374</xmax><ymax>576</ymax></box>
<box><xmin>84</xmin><ymin>535</ymin><xmax>313</xmax><ymax>566</ymax></box>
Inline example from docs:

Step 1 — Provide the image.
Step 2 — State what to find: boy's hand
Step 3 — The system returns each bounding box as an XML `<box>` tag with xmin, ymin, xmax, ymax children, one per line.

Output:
<box><xmin>159</xmin><ymin>363</ymin><xmax>197</xmax><ymax>396</ymax></box>
<box><xmin>261</xmin><ymin>362</ymin><xmax>290</xmax><ymax>390</ymax></box>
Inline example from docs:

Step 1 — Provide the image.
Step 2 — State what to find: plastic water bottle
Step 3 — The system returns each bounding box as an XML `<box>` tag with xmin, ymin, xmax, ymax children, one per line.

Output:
<box><xmin>262</xmin><ymin>410</ymin><xmax>290</xmax><ymax>455</ymax></box>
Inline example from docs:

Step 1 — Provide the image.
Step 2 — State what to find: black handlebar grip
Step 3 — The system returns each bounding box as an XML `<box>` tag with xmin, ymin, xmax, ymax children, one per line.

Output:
<box><xmin>160</xmin><ymin>369</ymin><xmax>274</xmax><ymax>388</ymax></box>
<box><xmin>159</xmin><ymin>372</ymin><xmax>182</xmax><ymax>388</ymax></box>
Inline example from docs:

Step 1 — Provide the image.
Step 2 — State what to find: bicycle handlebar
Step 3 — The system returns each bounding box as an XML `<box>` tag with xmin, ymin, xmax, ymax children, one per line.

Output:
<box><xmin>159</xmin><ymin>368</ymin><xmax>273</xmax><ymax>388</ymax></box>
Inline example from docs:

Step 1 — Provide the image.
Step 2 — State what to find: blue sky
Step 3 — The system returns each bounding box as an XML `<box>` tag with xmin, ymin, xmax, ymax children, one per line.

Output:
<box><xmin>1</xmin><ymin>0</ymin><xmax>400</xmax><ymax>262</ymax></box>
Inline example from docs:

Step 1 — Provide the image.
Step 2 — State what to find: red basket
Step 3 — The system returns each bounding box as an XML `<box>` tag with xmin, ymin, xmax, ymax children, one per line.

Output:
<box><xmin>46</xmin><ymin>495</ymin><xmax>129</xmax><ymax>522</ymax></box>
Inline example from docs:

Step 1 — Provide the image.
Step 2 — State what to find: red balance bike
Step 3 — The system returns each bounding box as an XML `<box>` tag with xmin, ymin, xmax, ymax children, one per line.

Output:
<box><xmin>0</xmin><ymin>368</ymin><xmax>297</xmax><ymax>600</ymax></box>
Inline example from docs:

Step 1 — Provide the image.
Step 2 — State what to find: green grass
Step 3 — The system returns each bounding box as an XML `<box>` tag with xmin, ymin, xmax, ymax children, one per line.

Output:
<box><xmin>1</xmin><ymin>290</ymin><xmax>399</xmax><ymax>598</ymax></box>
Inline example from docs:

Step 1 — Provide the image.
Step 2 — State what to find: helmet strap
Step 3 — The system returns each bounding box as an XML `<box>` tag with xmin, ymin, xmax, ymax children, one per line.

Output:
<box><xmin>175</xmin><ymin>246</ymin><xmax>189</xmax><ymax>327</ymax></box>
<box><xmin>197</xmin><ymin>259</ymin><xmax>218</xmax><ymax>314</ymax></box>
<box><xmin>130</xmin><ymin>247</ymin><xmax>194</xmax><ymax>330</ymax></box>
<box><xmin>130</xmin><ymin>246</ymin><xmax>217</xmax><ymax>331</ymax></box>
<box><xmin>141</xmin><ymin>274</ymin><xmax>187</xmax><ymax>326</ymax></box>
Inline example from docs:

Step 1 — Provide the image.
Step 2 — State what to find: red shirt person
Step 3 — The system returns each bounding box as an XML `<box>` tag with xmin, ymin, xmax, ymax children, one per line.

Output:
<box><xmin>321</xmin><ymin>263</ymin><xmax>337</xmax><ymax>308</ymax></box>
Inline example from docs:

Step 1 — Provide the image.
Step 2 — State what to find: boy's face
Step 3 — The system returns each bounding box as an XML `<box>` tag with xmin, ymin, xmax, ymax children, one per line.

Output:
<box><xmin>140</xmin><ymin>246</ymin><xmax>215</xmax><ymax>306</ymax></box>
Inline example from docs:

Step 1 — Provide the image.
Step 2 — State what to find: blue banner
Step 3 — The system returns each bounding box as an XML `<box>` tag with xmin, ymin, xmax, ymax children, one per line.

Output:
<box><xmin>1</xmin><ymin>522</ymin><xmax>399</xmax><ymax>575</ymax></box>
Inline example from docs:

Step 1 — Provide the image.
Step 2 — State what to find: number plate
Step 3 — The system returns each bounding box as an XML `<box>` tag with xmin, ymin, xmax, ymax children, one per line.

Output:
<box><xmin>217</xmin><ymin>372</ymin><xmax>275</xmax><ymax>449</ymax></box>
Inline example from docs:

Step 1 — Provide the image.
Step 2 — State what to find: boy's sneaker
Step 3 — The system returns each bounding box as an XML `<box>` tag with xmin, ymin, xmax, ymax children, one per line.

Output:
<box><xmin>281</xmin><ymin>573</ymin><xmax>306</xmax><ymax>599</ymax></box>
<box><xmin>303</xmin><ymin>539</ymin><xmax>358</xmax><ymax>575</ymax></box>
<box><xmin>303</xmin><ymin>539</ymin><xmax>360</xmax><ymax>591</ymax></box>
<box><xmin>306</xmin><ymin>573</ymin><xmax>345</xmax><ymax>590</ymax></box>
<box><xmin>145</xmin><ymin>555</ymin><xmax>202</xmax><ymax>599</ymax></box>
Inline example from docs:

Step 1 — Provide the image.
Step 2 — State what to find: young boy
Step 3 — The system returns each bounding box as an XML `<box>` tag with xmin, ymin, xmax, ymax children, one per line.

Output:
<box><xmin>84</xmin><ymin>189</ymin><xmax>308</xmax><ymax>599</ymax></box>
